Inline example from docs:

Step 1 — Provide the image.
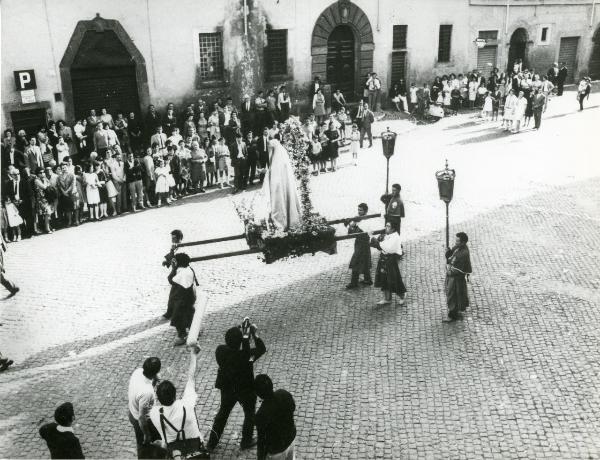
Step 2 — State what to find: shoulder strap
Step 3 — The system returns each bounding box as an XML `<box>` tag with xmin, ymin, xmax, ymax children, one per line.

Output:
<box><xmin>159</xmin><ymin>407</ymin><xmax>186</xmax><ymax>443</ymax></box>
<box><xmin>190</xmin><ymin>267</ymin><xmax>199</xmax><ymax>287</ymax></box>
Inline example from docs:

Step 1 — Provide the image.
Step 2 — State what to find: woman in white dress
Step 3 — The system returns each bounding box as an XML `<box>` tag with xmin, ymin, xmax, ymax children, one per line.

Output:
<box><xmin>511</xmin><ymin>90</ymin><xmax>528</xmax><ymax>133</ymax></box>
<box><xmin>83</xmin><ymin>163</ymin><xmax>101</xmax><ymax>220</ymax></box>
<box><xmin>502</xmin><ymin>89</ymin><xmax>517</xmax><ymax>131</ymax></box>
<box><xmin>255</xmin><ymin>138</ymin><xmax>302</xmax><ymax>231</ymax></box>
<box><xmin>56</xmin><ymin>137</ymin><xmax>70</xmax><ymax>164</ymax></box>
<box><xmin>154</xmin><ymin>158</ymin><xmax>171</xmax><ymax>207</ymax></box>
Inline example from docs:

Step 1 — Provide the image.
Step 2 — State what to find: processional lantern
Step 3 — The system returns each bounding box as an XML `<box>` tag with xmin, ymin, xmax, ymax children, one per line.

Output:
<box><xmin>435</xmin><ymin>160</ymin><xmax>456</xmax><ymax>249</ymax></box>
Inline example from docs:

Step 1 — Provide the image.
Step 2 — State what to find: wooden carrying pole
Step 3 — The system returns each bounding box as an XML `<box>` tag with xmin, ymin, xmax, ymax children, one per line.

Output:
<box><xmin>189</xmin><ymin>229</ymin><xmax>385</xmax><ymax>263</ymax></box>
<box><xmin>181</xmin><ymin>213</ymin><xmax>382</xmax><ymax>248</ymax></box>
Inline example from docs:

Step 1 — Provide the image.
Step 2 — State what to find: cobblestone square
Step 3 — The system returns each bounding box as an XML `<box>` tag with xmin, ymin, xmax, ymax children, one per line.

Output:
<box><xmin>1</xmin><ymin>92</ymin><xmax>599</xmax><ymax>459</ymax></box>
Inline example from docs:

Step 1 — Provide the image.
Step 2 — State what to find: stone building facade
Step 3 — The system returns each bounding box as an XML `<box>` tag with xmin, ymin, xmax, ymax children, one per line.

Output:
<box><xmin>1</xmin><ymin>0</ymin><xmax>599</xmax><ymax>133</ymax></box>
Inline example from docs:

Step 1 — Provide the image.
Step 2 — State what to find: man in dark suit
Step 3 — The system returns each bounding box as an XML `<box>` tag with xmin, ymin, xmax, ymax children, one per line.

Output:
<box><xmin>256</xmin><ymin>127</ymin><xmax>270</xmax><ymax>184</ymax></box>
<box><xmin>531</xmin><ymin>88</ymin><xmax>546</xmax><ymax>130</ymax></box>
<box><xmin>207</xmin><ymin>322</ymin><xmax>266</xmax><ymax>452</ymax></box>
<box><xmin>2</xmin><ymin>144</ymin><xmax>25</xmax><ymax>173</ymax></box>
<box><xmin>547</xmin><ymin>62</ymin><xmax>559</xmax><ymax>86</ymax></box>
<box><xmin>4</xmin><ymin>167</ymin><xmax>29</xmax><ymax>224</ymax></box>
<box><xmin>231</xmin><ymin>133</ymin><xmax>248</xmax><ymax>193</ymax></box>
<box><xmin>240</xmin><ymin>95</ymin><xmax>254</xmax><ymax>136</ymax></box>
<box><xmin>124</xmin><ymin>152</ymin><xmax>145</xmax><ymax>212</ymax></box>
<box><xmin>255</xmin><ymin>374</ymin><xmax>297</xmax><ymax>460</ymax></box>
<box><xmin>557</xmin><ymin>63</ymin><xmax>568</xmax><ymax>96</ymax></box>
<box><xmin>39</xmin><ymin>402</ymin><xmax>85</xmax><ymax>459</ymax></box>
<box><xmin>144</xmin><ymin>105</ymin><xmax>162</xmax><ymax>140</ymax></box>
<box><xmin>245</xmin><ymin>132</ymin><xmax>258</xmax><ymax>185</ymax></box>
<box><xmin>356</xmin><ymin>102</ymin><xmax>374</xmax><ymax>149</ymax></box>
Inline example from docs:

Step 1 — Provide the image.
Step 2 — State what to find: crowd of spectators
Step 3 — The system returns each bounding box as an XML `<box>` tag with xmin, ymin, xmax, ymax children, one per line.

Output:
<box><xmin>2</xmin><ymin>63</ymin><xmax>593</xmax><ymax>243</ymax></box>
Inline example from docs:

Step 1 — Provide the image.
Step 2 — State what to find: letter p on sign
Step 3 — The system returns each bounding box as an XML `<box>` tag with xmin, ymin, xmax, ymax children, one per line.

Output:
<box><xmin>14</xmin><ymin>70</ymin><xmax>36</xmax><ymax>91</ymax></box>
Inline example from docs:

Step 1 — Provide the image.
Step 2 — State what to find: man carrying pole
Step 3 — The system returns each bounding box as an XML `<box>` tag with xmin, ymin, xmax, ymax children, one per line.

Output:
<box><xmin>443</xmin><ymin>232</ymin><xmax>472</xmax><ymax>323</ymax></box>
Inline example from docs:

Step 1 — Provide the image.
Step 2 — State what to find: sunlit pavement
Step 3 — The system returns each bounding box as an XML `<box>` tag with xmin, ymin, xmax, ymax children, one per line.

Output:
<box><xmin>0</xmin><ymin>89</ymin><xmax>598</xmax><ymax>458</ymax></box>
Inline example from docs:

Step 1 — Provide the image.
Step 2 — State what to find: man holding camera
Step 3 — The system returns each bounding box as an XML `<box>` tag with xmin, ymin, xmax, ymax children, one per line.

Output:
<box><xmin>206</xmin><ymin>320</ymin><xmax>266</xmax><ymax>452</ymax></box>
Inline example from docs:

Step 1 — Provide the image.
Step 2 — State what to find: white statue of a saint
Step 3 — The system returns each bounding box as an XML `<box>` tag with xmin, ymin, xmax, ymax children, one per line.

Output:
<box><xmin>254</xmin><ymin>138</ymin><xmax>302</xmax><ymax>230</ymax></box>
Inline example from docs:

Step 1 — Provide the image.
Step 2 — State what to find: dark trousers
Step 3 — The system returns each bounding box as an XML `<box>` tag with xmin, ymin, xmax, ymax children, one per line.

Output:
<box><xmin>350</xmin><ymin>269</ymin><xmax>372</xmax><ymax>285</ymax></box>
<box><xmin>578</xmin><ymin>94</ymin><xmax>586</xmax><ymax>110</ymax></box>
<box><xmin>113</xmin><ymin>182</ymin><xmax>127</xmax><ymax>214</ymax></box>
<box><xmin>359</xmin><ymin>125</ymin><xmax>373</xmax><ymax>148</ymax></box>
<box><xmin>208</xmin><ymin>389</ymin><xmax>256</xmax><ymax>448</ymax></box>
<box><xmin>247</xmin><ymin>159</ymin><xmax>257</xmax><ymax>184</ymax></box>
<box><xmin>1</xmin><ymin>273</ymin><xmax>17</xmax><ymax>292</ymax></box>
<box><xmin>128</xmin><ymin>410</ymin><xmax>162</xmax><ymax>459</ymax></box>
<box><xmin>258</xmin><ymin>156</ymin><xmax>268</xmax><ymax>184</ymax></box>
<box><xmin>533</xmin><ymin>109</ymin><xmax>543</xmax><ymax>129</ymax></box>
<box><xmin>234</xmin><ymin>159</ymin><xmax>248</xmax><ymax>190</ymax></box>
<box><xmin>557</xmin><ymin>82</ymin><xmax>564</xmax><ymax>96</ymax></box>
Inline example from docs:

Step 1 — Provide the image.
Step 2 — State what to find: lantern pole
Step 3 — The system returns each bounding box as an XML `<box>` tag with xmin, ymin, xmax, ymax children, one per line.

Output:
<box><xmin>435</xmin><ymin>159</ymin><xmax>456</xmax><ymax>250</ymax></box>
<box><xmin>385</xmin><ymin>156</ymin><xmax>390</xmax><ymax>195</ymax></box>
<box><xmin>445</xmin><ymin>201</ymin><xmax>450</xmax><ymax>249</ymax></box>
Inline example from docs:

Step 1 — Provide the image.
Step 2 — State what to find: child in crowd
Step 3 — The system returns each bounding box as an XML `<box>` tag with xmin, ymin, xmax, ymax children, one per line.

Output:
<box><xmin>3</xmin><ymin>198</ymin><xmax>22</xmax><ymax>242</ymax></box>
<box><xmin>318</xmin><ymin>125</ymin><xmax>329</xmax><ymax>173</ymax></box>
<box><xmin>350</xmin><ymin>124</ymin><xmax>360</xmax><ymax>166</ymax></box>
<box><xmin>450</xmin><ymin>87</ymin><xmax>461</xmax><ymax>115</ymax></box>
<box><xmin>205</xmin><ymin>138</ymin><xmax>217</xmax><ymax>188</ymax></box>
<box><xmin>154</xmin><ymin>158</ymin><xmax>170</xmax><ymax>207</ymax></box>
<box><xmin>442</xmin><ymin>90</ymin><xmax>452</xmax><ymax>116</ymax></box>
<box><xmin>337</xmin><ymin>107</ymin><xmax>349</xmax><ymax>141</ymax></box>
<box><xmin>166</xmin><ymin>152</ymin><xmax>177</xmax><ymax>201</ymax></box>
<box><xmin>310</xmin><ymin>134</ymin><xmax>322</xmax><ymax>175</ymax></box>
<box><xmin>482</xmin><ymin>92</ymin><xmax>494</xmax><ymax>121</ymax></box>
<box><xmin>492</xmin><ymin>89</ymin><xmax>501</xmax><ymax>121</ymax></box>
<box><xmin>409</xmin><ymin>83</ymin><xmax>418</xmax><ymax>112</ymax></box>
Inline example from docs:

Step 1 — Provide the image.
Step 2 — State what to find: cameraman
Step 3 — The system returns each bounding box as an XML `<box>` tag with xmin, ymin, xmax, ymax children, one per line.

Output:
<box><xmin>206</xmin><ymin>321</ymin><xmax>266</xmax><ymax>451</ymax></box>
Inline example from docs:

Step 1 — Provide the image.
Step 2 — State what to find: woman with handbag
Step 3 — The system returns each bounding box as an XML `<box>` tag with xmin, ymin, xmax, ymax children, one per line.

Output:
<box><xmin>33</xmin><ymin>167</ymin><xmax>54</xmax><ymax>233</ymax></box>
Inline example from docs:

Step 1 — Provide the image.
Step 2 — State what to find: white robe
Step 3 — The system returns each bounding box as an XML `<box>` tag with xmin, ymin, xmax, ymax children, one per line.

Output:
<box><xmin>255</xmin><ymin>139</ymin><xmax>302</xmax><ymax>230</ymax></box>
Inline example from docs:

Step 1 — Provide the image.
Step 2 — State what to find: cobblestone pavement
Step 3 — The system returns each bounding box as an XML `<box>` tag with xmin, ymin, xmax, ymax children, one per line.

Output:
<box><xmin>0</xmin><ymin>89</ymin><xmax>599</xmax><ymax>459</ymax></box>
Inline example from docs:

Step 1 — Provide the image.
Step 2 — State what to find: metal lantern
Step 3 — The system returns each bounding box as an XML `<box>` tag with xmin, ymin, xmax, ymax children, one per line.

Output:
<box><xmin>381</xmin><ymin>127</ymin><xmax>397</xmax><ymax>196</ymax></box>
<box><xmin>435</xmin><ymin>160</ymin><xmax>456</xmax><ymax>249</ymax></box>
<box><xmin>435</xmin><ymin>160</ymin><xmax>455</xmax><ymax>203</ymax></box>
<box><xmin>381</xmin><ymin>127</ymin><xmax>397</xmax><ymax>159</ymax></box>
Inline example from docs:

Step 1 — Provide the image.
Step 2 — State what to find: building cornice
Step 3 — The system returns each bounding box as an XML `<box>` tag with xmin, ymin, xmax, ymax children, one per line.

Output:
<box><xmin>470</xmin><ymin>0</ymin><xmax>595</xmax><ymax>6</ymax></box>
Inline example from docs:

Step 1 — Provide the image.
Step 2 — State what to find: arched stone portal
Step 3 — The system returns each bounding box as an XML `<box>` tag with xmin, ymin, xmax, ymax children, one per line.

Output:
<box><xmin>311</xmin><ymin>1</ymin><xmax>374</xmax><ymax>100</ymax></box>
<box><xmin>589</xmin><ymin>25</ymin><xmax>600</xmax><ymax>80</ymax></box>
<box><xmin>60</xmin><ymin>14</ymin><xmax>149</xmax><ymax>123</ymax></box>
<box><xmin>508</xmin><ymin>27</ymin><xmax>529</xmax><ymax>72</ymax></box>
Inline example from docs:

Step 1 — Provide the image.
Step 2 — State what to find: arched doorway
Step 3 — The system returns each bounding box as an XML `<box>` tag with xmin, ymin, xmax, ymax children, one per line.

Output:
<box><xmin>508</xmin><ymin>28</ymin><xmax>528</xmax><ymax>72</ymax></box>
<box><xmin>589</xmin><ymin>26</ymin><xmax>600</xmax><ymax>80</ymax></box>
<box><xmin>60</xmin><ymin>15</ymin><xmax>149</xmax><ymax>123</ymax></box>
<box><xmin>327</xmin><ymin>25</ymin><xmax>355</xmax><ymax>96</ymax></box>
<box><xmin>311</xmin><ymin>1</ymin><xmax>374</xmax><ymax>101</ymax></box>
<box><xmin>71</xmin><ymin>30</ymin><xmax>140</xmax><ymax>120</ymax></box>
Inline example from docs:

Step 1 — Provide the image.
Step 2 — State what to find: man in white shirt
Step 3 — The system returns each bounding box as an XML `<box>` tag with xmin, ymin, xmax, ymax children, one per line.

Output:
<box><xmin>128</xmin><ymin>357</ymin><xmax>161</xmax><ymax>459</ymax></box>
<box><xmin>367</xmin><ymin>72</ymin><xmax>382</xmax><ymax>111</ymax></box>
<box><xmin>150</xmin><ymin>126</ymin><xmax>168</xmax><ymax>155</ymax></box>
<box><xmin>150</xmin><ymin>348</ymin><xmax>206</xmax><ymax>458</ymax></box>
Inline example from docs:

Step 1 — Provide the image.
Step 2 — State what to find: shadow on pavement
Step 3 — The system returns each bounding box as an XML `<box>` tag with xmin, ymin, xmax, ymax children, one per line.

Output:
<box><xmin>2</xmin><ymin>178</ymin><xmax>600</xmax><ymax>459</ymax></box>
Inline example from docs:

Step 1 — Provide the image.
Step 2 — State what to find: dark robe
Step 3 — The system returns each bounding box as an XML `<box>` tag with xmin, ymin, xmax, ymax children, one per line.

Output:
<box><xmin>445</xmin><ymin>244</ymin><xmax>472</xmax><ymax>318</ymax></box>
<box><xmin>348</xmin><ymin>224</ymin><xmax>371</xmax><ymax>273</ymax></box>
<box><xmin>167</xmin><ymin>268</ymin><xmax>196</xmax><ymax>334</ymax></box>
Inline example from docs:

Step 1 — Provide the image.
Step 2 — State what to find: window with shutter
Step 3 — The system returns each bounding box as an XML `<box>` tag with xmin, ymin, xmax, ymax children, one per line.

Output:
<box><xmin>391</xmin><ymin>51</ymin><xmax>407</xmax><ymax>84</ymax></box>
<box><xmin>265</xmin><ymin>29</ymin><xmax>288</xmax><ymax>77</ymax></box>
<box><xmin>438</xmin><ymin>25</ymin><xmax>452</xmax><ymax>63</ymax></box>
<box><xmin>198</xmin><ymin>32</ymin><xmax>224</xmax><ymax>81</ymax></box>
<box><xmin>393</xmin><ymin>25</ymin><xmax>407</xmax><ymax>50</ymax></box>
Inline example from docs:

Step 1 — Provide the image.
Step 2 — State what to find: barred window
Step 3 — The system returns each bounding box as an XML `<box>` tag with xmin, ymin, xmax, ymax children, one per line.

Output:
<box><xmin>438</xmin><ymin>25</ymin><xmax>453</xmax><ymax>62</ymax></box>
<box><xmin>265</xmin><ymin>29</ymin><xmax>288</xmax><ymax>77</ymax></box>
<box><xmin>393</xmin><ymin>25</ymin><xmax>407</xmax><ymax>50</ymax></box>
<box><xmin>198</xmin><ymin>32</ymin><xmax>224</xmax><ymax>81</ymax></box>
